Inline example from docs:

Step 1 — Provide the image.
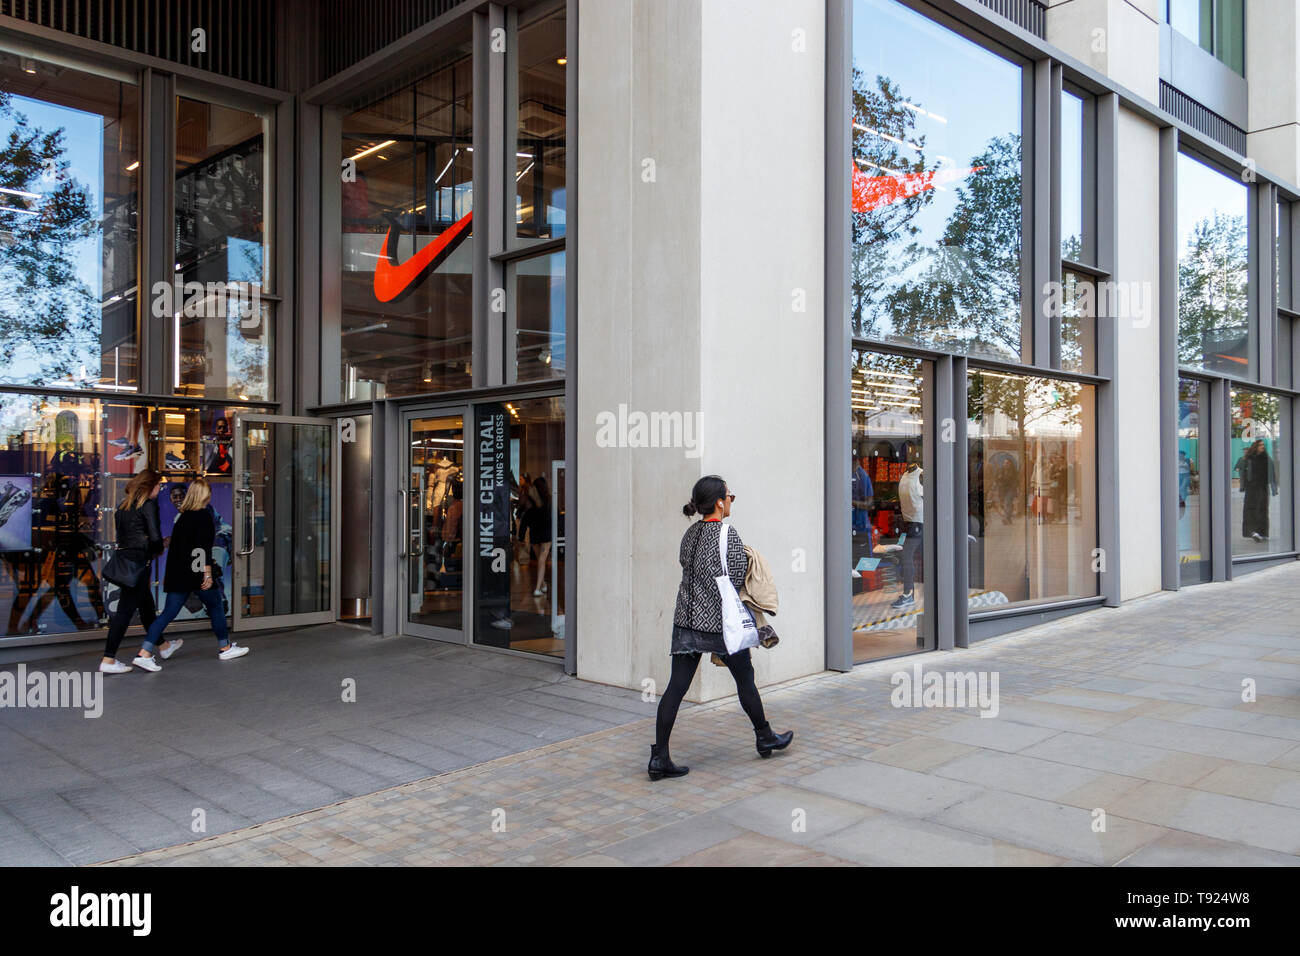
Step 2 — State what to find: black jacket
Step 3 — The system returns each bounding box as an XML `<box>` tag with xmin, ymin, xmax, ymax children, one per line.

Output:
<box><xmin>163</xmin><ymin>509</ymin><xmax>215</xmax><ymax>593</ymax></box>
<box><xmin>672</xmin><ymin>520</ymin><xmax>748</xmax><ymax>632</ymax></box>
<box><xmin>115</xmin><ymin>499</ymin><xmax>163</xmax><ymax>560</ymax></box>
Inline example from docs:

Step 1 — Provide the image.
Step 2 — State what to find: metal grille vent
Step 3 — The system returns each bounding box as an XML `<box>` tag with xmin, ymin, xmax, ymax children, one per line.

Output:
<box><xmin>975</xmin><ymin>0</ymin><xmax>1047</xmax><ymax>39</ymax></box>
<box><xmin>0</xmin><ymin>0</ymin><xmax>275</xmax><ymax>86</ymax></box>
<box><xmin>1160</xmin><ymin>81</ymin><xmax>1247</xmax><ymax>155</ymax></box>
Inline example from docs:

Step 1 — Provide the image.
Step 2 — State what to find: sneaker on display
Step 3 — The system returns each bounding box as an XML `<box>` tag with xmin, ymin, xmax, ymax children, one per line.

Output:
<box><xmin>132</xmin><ymin>656</ymin><xmax>162</xmax><ymax>673</ymax></box>
<box><xmin>107</xmin><ymin>437</ymin><xmax>132</xmax><ymax>448</ymax></box>
<box><xmin>218</xmin><ymin>643</ymin><xmax>249</xmax><ymax>661</ymax></box>
<box><xmin>489</xmin><ymin>617</ymin><xmax>514</xmax><ymax>630</ymax></box>
<box><xmin>99</xmin><ymin>659</ymin><xmax>132</xmax><ymax>674</ymax></box>
<box><xmin>113</xmin><ymin>443</ymin><xmax>143</xmax><ymax>462</ymax></box>
<box><xmin>165</xmin><ymin>452</ymin><xmax>191</xmax><ymax>471</ymax></box>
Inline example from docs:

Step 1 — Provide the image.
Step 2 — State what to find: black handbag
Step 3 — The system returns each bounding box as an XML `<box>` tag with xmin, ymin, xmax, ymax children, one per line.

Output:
<box><xmin>102</xmin><ymin>549</ymin><xmax>148</xmax><ymax>588</ymax></box>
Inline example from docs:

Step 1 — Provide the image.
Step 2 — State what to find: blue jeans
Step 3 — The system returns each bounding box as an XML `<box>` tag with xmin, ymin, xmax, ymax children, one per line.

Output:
<box><xmin>143</xmin><ymin>588</ymin><xmax>229</xmax><ymax>652</ymax></box>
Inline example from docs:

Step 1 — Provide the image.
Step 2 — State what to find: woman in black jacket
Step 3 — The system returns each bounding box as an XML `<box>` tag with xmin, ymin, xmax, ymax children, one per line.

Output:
<box><xmin>648</xmin><ymin>475</ymin><xmax>793</xmax><ymax>781</ymax></box>
<box><xmin>100</xmin><ymin>470</ymin><xmax>169</xmax><ymax>673</ymax></box>
<box><xmin>132</xmin><ymin>477</ymin><xmax>248</xmax><ymax>671</ymax></box>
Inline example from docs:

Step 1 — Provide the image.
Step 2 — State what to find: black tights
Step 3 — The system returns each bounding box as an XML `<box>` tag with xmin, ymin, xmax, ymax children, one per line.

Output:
<box><xmin>655</xmin><ymin>649</ymin><xmax>766</xmax><ymax>749</ymax></box>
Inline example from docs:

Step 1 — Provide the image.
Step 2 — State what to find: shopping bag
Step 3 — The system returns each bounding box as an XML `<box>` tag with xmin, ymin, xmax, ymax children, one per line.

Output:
<box><xmin>716</xmin><ymin>523</ymin><xmax>759</xmax><ymax>655</ymax></box>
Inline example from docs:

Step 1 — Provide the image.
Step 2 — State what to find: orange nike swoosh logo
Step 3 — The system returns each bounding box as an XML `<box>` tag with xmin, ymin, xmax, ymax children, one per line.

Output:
<box><xmin>373</xmin><ymin>210</ymin><xmax>473</xmax><ymax>303</ymax></box>
<box><xmin>852</xmin><ymin>162</ymin><xmax>984</xmax><ymax>213</ymax></box>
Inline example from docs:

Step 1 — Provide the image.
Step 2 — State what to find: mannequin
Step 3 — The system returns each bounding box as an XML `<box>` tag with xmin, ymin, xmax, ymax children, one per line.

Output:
<box><xmin>894</xmin><ymin>459</ymin><xmax>924</xmax><ymax>611</ymax></box>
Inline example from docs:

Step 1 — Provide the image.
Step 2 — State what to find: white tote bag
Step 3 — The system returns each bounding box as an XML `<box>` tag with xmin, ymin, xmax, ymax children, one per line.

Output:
<box><xmin>716</xmin><ymin>523</ymin><xmax>760</xmax><ymax>655</ymax></box>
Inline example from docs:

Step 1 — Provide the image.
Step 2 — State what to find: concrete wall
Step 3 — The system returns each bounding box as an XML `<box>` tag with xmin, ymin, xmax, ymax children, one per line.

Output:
<box><xmin>1046</xmin><ymin>0</ymin><xmax>1161</xmax><ymax>102</ymax></box>
<box><xmin>1113</xmin><ymin>105</ymin><xmax>1164</xmax><ymax>600</ymax></box>
<box><xmin>576</xmin><ymin>0</ymin><xmax>826</xmax><ymax>701</ymax></box>
<box><xmin>1246</xmin><ymin>0</ymin><xmax>1300</xmax><ymax>185</ymax></box>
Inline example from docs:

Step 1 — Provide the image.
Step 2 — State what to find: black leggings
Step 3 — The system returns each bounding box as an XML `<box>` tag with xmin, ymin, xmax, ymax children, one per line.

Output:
<box><xmin>655</xmin><ymin>648</ymin><xmax>766</xmax><ymax>749</ymax></box>
<box><xmin>103</xmin><ymin>580</ymin><xmax>156</xmax><ymax>658</ymax></box>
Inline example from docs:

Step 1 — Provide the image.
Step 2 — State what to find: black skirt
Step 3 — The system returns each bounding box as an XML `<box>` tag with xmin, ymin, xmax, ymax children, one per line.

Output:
<box><xmin>671</xmin><ymin>624</ymin><xmax>727</xmax><ymax>656</ymax></box>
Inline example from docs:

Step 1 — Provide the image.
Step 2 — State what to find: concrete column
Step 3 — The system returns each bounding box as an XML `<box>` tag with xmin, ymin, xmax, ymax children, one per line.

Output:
<box><xmin>577</xmin><ymin>0</ymin><xmax>827</xmax><ymax>701</ymax></box>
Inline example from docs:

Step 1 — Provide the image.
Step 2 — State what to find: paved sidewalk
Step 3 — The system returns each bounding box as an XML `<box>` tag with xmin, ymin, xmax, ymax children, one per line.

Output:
<box><xmin>104</xmin><ymin>564</ymin><xmax>1300</xmax><ymax>866</ymax></box>
<box><xmin>0</xmin><ymin>625</ymin><xmax>655</xmax><ymax>865</ymax></box>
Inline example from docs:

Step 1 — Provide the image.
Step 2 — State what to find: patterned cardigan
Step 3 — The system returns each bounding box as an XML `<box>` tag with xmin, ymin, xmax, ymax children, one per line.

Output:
<box><xmin>673</xmin><ymin>520</ymin><xmax>749</xmax><ymax>632</ymax></box>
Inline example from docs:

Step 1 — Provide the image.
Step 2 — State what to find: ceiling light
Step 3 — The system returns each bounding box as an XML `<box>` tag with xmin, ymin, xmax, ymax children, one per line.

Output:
<box><xmin>0</xmin><ymin>186</ymin><xmax>40</xmax><ymax>199</ymax></box>
<box><xmin>21</xmin><ymin>58</ymin><xmax>36</xmax><ymax>74</ymax></box>
<box><xmin>556</xmin><ymin>57</ymin><xmax>567</xmax><ymax>66</ymax></box>
<box><xmin>126</xmin><ymin>161</ymin><xmax>139</xmax><ymax>171</ymax></box>
<box><xmin>350</xmin><ymin>140</ymin><xmax>397</xmax><ymax>161</ymax></box>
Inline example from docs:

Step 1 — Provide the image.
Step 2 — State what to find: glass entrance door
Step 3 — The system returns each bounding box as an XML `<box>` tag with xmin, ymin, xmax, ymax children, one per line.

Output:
<box><xmin>232</xmin><ymin>415</ymin><xmax>335</xmax><ymax>631</ymax></box>
<box><xmin>401</xmin><ymin>410</ymin><xmax>467</xmax><ymax>641</ymax></box>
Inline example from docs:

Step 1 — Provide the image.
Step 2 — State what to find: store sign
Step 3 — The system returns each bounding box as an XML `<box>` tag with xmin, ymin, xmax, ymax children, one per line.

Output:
<box><xmin>373</xmin><ymin>210</ymin><xmax>473</xmax><ymax>303</ymax></box>
<box><xmin>476</xmin><ymin>404</ymin><xmax>508</xmax><ymax>560</ymax></box>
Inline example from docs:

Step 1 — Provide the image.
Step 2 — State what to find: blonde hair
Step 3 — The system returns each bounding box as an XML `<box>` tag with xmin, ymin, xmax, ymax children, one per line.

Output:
<box><xmin>120</xmin><ymin>469</ymin><xmax>162</xmax><ymax>511</ymax></box>
<box><xmin>179</xmin><ymin>477</ymin><xmax>212</xmax><ymax>512</ymax></box>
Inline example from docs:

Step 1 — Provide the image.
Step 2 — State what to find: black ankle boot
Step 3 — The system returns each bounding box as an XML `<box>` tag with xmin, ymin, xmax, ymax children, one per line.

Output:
<box><xmin>755</xmin><ymin>722</ymin><xmax>793</xmax><ymax>758</ymax></box>
<box><xmin>647</xmin><ymin>743</ymin><xmax>689</xmax><ymax>781</ymax></box>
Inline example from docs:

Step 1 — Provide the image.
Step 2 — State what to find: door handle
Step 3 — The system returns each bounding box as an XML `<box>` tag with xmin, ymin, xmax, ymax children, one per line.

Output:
<box><xmin>398</xmin><ymin>488</ymin><xmax>408</xmax><ymax>557</ymax></box>
<box><xmin>237</xmin><ymin>488</ymin><xmax>255</xmax><ymax>556</ymax></box>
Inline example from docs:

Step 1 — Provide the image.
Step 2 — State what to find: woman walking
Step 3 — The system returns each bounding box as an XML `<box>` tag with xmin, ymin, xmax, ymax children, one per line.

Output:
<box><xmin>100</xmin><ymin>470</ymin><xmax>174</xmax><ymax>673</ymax></box>
<box><xmin>133</xmin><ymin>477</ymin><xmax>248</xmax><ymax>671</ymax></box>
<box><xmin>525</xmin><ymin>476</ymin><xmax>553</xmax><ymax>597</ymax></box>
<box><xmin>648</xmin><ymin>475</ymin><xmax>793</xmax><ymax>780</ymax></box>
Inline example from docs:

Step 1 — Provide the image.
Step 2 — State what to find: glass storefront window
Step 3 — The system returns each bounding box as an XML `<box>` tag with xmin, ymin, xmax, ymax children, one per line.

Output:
<box><xmin>1061</xmin><ymin>90</ymin><xmax>1085</xmax><ymax>262</ymax></box>
<box><xmin>1231</xmin><ymin>388</ymin><xmax>1292</xmax><ymax>557</ymax></box>
<box><xmin>0</xmin><ymin>52</ymin><xmax>139</xmax><ymax>390</ymax></box>
<box><xmin>513</xmin><ymin>1</ymin><xmax>566</xmax><ymax>243</ymax></box>
<box><xmin>0</xmin><ymin>393</ymin><xmax>238</xmax><ymax>639</ymax></box>
<box><xmin>340</xmin><ymin>47</ymin><xmax>474</xmax><ymax>399</ymax></box>
<box><xmin>1177</xmin><ymin>378</ymin><xmax>1211</xmax><ymax>583</ymax></box>
<box><xmin>850</xmin><ymin>350</ymin><xmax>931</xmax><ymax>662</ymax></box>
<box><xmin>512</xmin><ymin>251</ymin><xmax>565</xmax><ymax>382</ymax></box>
<box><xmin>967</xmin><ymin>370</ymin><xmax>1098</xmax><ymax>610</ymax></box>
<box><xmin>1059</xmin><ymin>269</ymin><xmax>1096</xmax><ymax>374</ymax></box>
<box><xmin>851</xmin><ymin>0</ymin><xmax>1023</xmax><ymax>362</ymax></box>
<box><xmin>473</xmin><ymin>396</ymin><xmax>564</xmax><ymax>657</ymax></box>
<box><xmin>174</xmin><ymin>97</ymin><xmax>272</xmax><ymax>401</ymax></box>
<box><xmin>1177</xmin><ymin>152</ymin><xmax>1251</xmax><ymax>377</ymax></box>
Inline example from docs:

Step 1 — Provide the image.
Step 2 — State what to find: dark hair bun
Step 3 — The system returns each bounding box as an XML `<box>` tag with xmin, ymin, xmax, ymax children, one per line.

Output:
<box><xmin>682</xmin><ymin>502</ymin><xmax>697</xmax><ymax>517</ymax></box>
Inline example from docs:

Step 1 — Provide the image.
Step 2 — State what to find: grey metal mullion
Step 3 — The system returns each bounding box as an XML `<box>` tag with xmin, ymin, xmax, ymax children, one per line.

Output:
<box><xmin>1020</xmin><ymin>61</ymin><xmax>1036</xmax><ymax>366</ymax></box>
<box><xmin>563</xmin><ymin>0</ymin><xmax>577</xmax><ymax>676</ymax></box>
<box><xmin>503</xmin><ymin>3</ymin><xmax>520</xmax><ymax>250</ymax></box>
<box><xmin>1096</xmin><ymin>92</ymin><xmax>1121</xmax><ymax>604</ymax></box>
<box><xmin>1159</xmin><ymin>125</ymin><xmax>1180</xmax><ymax>590</ymax></box>
<box><xmin>1257</xmin><ymin>184</ymin><xmax>1276</xmax><ymax>388</ymax></box>
<box><xmin>952</xmin><ymin>356</ymin><xmax>970</xmax><ymax>647</ymax></box>
<box><xmin>487</xmin><ymin>4</ymin><xmax>508</xmax><ymax>386</ymax></box>
<box><xmin>924</xmin><ymin>357</ymin><xmax>946</xmax><ymax>653</ymax></box>
<box><xmin>825</xmin><ymin>0</ymin><xmax>853</xmax><ymax>673</ymax></box>
<box><xmin>1209</xmin><ymin>377</ymin><xmax>1230</xmax><ymax>580</ymax></box>
<box><xmin>1283</xmin><ymin>393</ymin><xmax>1297</xmax><ymax>552</ymax></box>
<box><xmin>1048</xmin><ymin>62</ymin><xmax>1062</xmax><ymax>370</ymax></box>
<box><xmin>143</xmin><ymin>69</ymin><xmax>175</xmax><ymax>398</ymax></box>
<box><xmin>319</xmin><ymin>106</ymin><xmax>343</xmax><ymax>405</ymax></box>
<box><xmin>274</xmin><ymin>97</ymin><xmax>295</xmax><ymax>412</ymax></box>
<box><xmin>297</xmin><ymin>102</ymin><xmax>323</xmax><ymax>411</ymax></box>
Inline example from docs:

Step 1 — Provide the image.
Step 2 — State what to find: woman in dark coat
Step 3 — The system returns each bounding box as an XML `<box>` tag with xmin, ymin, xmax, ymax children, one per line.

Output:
<box><xmin>100</xmin><ymin>470</ymin><xmax>168</xmax><ymax>673</ymax></box>
<box><xmin>648</xmin><ymin>475</ymin><xmax>793</xmax><ymax>781</ymax></box>
<box><xmin>1237</xmin><ymin>439</ymin><xmax>1278</xmax><ymax>542</ymax></box>
<box><xmin>132</xmin><ymin>477</ymin><xmax>248</xmax><ymax>671</ymax></box>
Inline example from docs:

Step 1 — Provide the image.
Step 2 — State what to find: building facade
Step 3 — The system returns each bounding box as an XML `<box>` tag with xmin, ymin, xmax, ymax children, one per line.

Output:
<box><xmin>0</xmin><ymin>0</ymin><xmax>1295</xmax><ymax>702</ymax></box>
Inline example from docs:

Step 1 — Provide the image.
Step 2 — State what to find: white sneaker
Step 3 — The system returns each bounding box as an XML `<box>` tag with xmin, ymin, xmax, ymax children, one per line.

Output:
<box><xmin>159</xmin><ymin>638</ymin><xmax>184</xmax><ymax>660</ymax></box>
<box><xmin>533</xmin><ymin>589</ymin><xmax>545</xmax><ymax>597</ymax></box>
<box><xmin>218</xmin><ymin>643</ymin><xmax>249</xmax><ymax>661</ymax></box>
<box><xmin>132</xmin><ymin>655</ymin><xmax>162</xmax><ymax>673</ymax></box>
<box><xmin>99</xmin><ymin>659</ymin><xmax>131</xmax><ymax>674</ymax></box>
